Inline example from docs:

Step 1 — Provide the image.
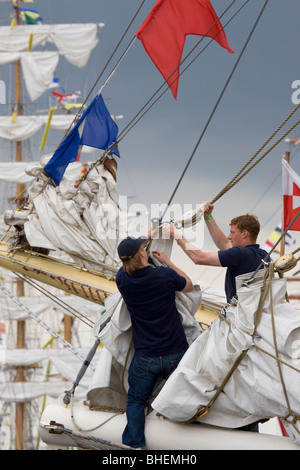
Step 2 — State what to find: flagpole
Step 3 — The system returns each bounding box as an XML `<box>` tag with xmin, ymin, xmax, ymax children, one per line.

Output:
<box><xmin>280</xmin><ymin>151</ymin><xmax>290</xmax><ymax>256</ymax></box>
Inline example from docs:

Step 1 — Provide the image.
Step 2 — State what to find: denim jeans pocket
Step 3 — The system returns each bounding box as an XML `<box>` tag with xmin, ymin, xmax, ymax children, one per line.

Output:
<box><xmin>169</xmin><ymin>357</ymin><xmax>181</xmax><ymax>370</ymax></box>
<box><xmin>132</xmin><ymin>356</ymin><xmax>152</xmax><ymax>377</ymax></box>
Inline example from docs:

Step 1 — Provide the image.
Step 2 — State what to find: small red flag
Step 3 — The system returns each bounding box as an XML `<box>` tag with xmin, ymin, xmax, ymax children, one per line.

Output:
<box><xmin>136</xmin><ymin>0</ymin><xmax>234</xmax><ymax>99</ymax></box>
<box><xmin>282</xmin><ymin>158</ymin><xmax>300</xmax><ymax>231</ymax></box>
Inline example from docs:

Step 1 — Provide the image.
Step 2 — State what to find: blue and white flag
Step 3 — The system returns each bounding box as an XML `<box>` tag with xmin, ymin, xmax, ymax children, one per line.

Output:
<box><xmin>44</xmin><ymin>93</ymin><xmax>120</xmax><ymax>185</ymax></box>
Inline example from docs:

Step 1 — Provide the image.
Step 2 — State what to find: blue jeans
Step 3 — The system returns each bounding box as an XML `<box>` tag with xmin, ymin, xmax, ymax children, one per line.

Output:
<box><xmin>122</xmin><ymin>350</ymin><xmax>187</xmax><ymax>448</ymax></box>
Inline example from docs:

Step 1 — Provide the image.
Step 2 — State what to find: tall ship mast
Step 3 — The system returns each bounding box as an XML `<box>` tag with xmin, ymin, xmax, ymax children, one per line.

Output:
<box><xmin>0</xmin><ymin>0</ymin><xmax>299</xmax><ymax>452</ymax></box>
<box><xmin>0</xmin><ymin>0</ymin><xmax>107</xmax><ymax>449</ymax></box>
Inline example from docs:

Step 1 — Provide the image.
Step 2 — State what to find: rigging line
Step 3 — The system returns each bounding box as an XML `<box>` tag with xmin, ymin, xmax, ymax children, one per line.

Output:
<box><xmin>0</xmin><ymin>281</ymin><xmax>96</xmax><ymax>371</ymax></box>
<box><xmin>117</xmin><ymin>0</ymin><xmax>238</xmax><ymax>143</ymax></box>
<box><xmin>59</xmin><ymin>0</ymin><xmax>147</xmax><ymax>142</ymax></box>
<box><xmin>97</xmin><ymin>37</ymin><xmax>137</xmax><ymax>96</ymax></box>
<box><xmin>160</xmin><ymin>0</ymin><xmax>269</xmax><ymax>222</ymax></box>
<box><xmin>211</xmin><ymin>103</ymin><xmax>300</xmax><ymax>204</ymax></box>
<box><xmin>212</xmin><ymin>117</ymin><xmax>300</xmax><ymax>203</ymax></box>
<box><xmin>15</xmin><ymin>273</ymin><xmax>95</xmax><ymax>329</ymax></box>
<box><xmin>118</xmin><ymin>0</ymin><xmax>250</xmax><ymax>143</ymax></box>
<box><xmin>83</xmin><ymin>0</ymin><xmax>147</xmax><ymax>105</ymax></box>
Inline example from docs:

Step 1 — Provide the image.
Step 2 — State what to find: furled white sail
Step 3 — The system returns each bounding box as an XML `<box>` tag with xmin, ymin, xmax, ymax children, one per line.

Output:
<box><xmin>0</xmin><ymin>51</ymin><xmax>59</xmax><ymax>100</ymax></box>
<box><xmin>0</xmin><ymin>161</ymin><xmax>84</xmax><ymax>184</ymax></box>
<box><xmin>21</xmin><ymin>51</ymin><xmax>59</xmax><ymax>101</ymax></box>
<box><xmin>0</xmin><ymin>382</ymin><xmax>69</xmax><ymax>402</ymax></box>
<box><xmin>0</xmin><ymin>23</ymin><xmax>103</xmax><ymax>66</ymax></box>
<box><xmin>0</xmin><ymin>291</ymin><xmax>103</xmax><ymax>321</ymax></box>
<box><xmin>0</xmin><ymin>348</ymin><xmax>102</xmax><ymax>401</ymax></box>
<box><xmin>4</xmin><ymin>157</ymin><xmax>148</xmax><ymax>272</ymax></box>
<box><xmin>0</xmin><ymin>114</ymin><xmax>74</xmax><ymax>141</ymax></box>
<box><xmin>0</xmin><ymin>23</ymin><xmax>104</xmax><ymax>99</ymax></box>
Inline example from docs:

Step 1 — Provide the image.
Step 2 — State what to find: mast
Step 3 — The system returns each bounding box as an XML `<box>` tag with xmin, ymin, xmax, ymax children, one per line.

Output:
<box><xmin>13</xmin><ymin>0</ymin><xmax>26</xmax><ymax>450</ymax></box>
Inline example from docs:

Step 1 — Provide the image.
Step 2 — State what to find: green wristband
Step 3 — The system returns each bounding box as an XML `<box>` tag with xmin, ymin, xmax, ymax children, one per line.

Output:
<box><xmin>204</xmin><ymin>215</ymin><xmax>213</xmax><ymax>220</ymax></box>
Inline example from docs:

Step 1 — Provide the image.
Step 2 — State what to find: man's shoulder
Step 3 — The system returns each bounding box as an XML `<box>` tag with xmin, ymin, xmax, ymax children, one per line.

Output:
<box><xmin>116</xmin><ymin>266</ymin><xmax>125</xmax><ymax>283</ymax></box>
<box><xmin>218</xmin><ymin>245</ymin><xmax>252</xmax><ymax>268</ymax></box>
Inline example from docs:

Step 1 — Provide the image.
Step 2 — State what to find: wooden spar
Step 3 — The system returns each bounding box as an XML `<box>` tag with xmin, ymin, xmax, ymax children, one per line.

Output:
<box><xmin>0</xmin><ymin>236</ymin><xmax>219</xmax><ymax>319</ymax></box>
<box><xmin>0</xmin><ymin>237</ymin><xmax>220</xmax><ymax>330</ymax></box>
<box><xmin>0</xmin><ymin>238</ymin><xmax>118</xmax><ymax>303</ymax></box>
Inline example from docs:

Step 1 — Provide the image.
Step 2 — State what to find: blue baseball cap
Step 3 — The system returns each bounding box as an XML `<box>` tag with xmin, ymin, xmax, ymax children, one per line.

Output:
<box><xmin>117</xmin><ymin>236</ymin><xmax>148</xmax><ymax>261</ymax></box>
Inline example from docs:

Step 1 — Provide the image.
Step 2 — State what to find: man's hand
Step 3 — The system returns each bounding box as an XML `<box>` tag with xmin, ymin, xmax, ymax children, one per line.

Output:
<box><xmin>162</xmin><ymin>223</ymin><xmax>182</xmax><ymax>240</ymax></box>
<box><xmin>203</xmin><ymin>201</ymin><xmax>214</xmax><ymax>218</ymax></box>
<box><xmin>152</xmin><ymin>250</ymin><xmax>170</xmax><ymax>264</ymax></box>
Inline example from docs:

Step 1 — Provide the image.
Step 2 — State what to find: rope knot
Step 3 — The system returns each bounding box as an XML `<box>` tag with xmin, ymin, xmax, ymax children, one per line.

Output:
<box><xmin>284</xmin><ymin>412</ymin><xmax>300</xmax><ymax>426</ymax></box>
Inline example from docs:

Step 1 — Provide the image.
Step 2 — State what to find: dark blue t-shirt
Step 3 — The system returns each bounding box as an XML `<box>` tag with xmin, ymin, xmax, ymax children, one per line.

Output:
<box><xmin>116</xmin><ymin>265</ymin><xmax>188</xmax><ymax>357</ymax></box>
<box><xmin>218</xmin><ymin>244</ymin><xmax>269</xmax><ymax>303</ymax></box>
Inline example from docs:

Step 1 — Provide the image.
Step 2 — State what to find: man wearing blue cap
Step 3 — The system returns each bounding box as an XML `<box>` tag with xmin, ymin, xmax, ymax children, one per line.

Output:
<box><xmin>116</xmin><ymin>235</ymin><xmax>193</xmax><ymax>449</ymax></box>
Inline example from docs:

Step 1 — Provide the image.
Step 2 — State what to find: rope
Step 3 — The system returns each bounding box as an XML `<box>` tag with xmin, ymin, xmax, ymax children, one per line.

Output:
<box><xmin>160</xmin><ymin>0</ymin><xmax>269</xmax><ymax>221</ymax></box>
<box><xmin>15</xmin><ymin>273</ymin><xmax>95</xmax><ymax>329</ymax></box>
<box><xmin>58</xmin><ymin>0</ymin><xmax>147</xmax><ymax>144</ymax></box>
<box><xmin>118</xmin><ymin>0</ymin><xmax>250</xmax><ymax>149</ymax></box>
<box><xmin>0</xmin><ymin>281</ymin><xmax>96</xmax><ymax>371</ymax></box>
<box><xmin>117</xmin><ymin>0</ymin><xmax>239</xmax><ymax>144</ymax></box>
<box><xmin>211</xmin><ymin>111</ymin><xmax>300</xmax><ymax>204</ymax></box>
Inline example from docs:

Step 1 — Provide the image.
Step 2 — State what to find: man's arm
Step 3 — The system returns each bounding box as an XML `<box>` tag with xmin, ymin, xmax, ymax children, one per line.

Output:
<box><xmin>162</xmin><ymin>224</ymin><xmax>221</xmax><ymax>267</ymax></box>
<box><xmin>176</xmin><ymin>236</ymin><xmax>221</xmax><ymax>267</ymax></box>
<box><xmin>152</xmin><ymin>250</ymin><xmax>193</xmax><ymax>293</ymax></box>
<box><xmin>203</xmin><ymin>202</ymin><xmax>231</xmax><ymax>250</ymax></box>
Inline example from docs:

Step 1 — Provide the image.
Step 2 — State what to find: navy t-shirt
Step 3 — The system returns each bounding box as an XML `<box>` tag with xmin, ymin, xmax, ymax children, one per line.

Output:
<box><xmin>218</xmin><ymin>244</ymin><xmax>269</xmax><ymax>303</ymax></box>
<box><xmin>116</xmin><ymin>265</ymin><xmax>188</xmax><ymax>357</ymax></box>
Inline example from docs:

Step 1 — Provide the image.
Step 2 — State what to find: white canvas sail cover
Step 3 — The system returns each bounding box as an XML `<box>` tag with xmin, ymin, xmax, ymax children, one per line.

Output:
<box><xmin>151</xmin><ymin>269</ymin><xmax>300</xmax><ymax>446</ymax></box>
<box><xmin>5</xmin><ymin>156</ymin><xmax>146</xmax><ymax>273</ymax></box>
<box><xmin>87</xmin><ymin>274</ymin><xmax>203</xmax><ymax>411</ymax></box>
<box><xmin>86</xmin><ymin>268</ymin><xmax>300</xmax><ymax>447</ymax></box>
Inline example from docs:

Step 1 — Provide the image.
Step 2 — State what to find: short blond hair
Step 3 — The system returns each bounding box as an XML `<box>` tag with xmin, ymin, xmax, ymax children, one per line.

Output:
<box><xmin>121</xmin><ymin>246</ymin><xmax>145</xmax><ymax>275</ymax></box>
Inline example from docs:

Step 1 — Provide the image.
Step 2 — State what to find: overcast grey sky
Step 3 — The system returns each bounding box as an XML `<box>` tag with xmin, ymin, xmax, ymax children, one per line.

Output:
<box><xmin>1</xmin><ymin>0</ymin><xmax>300</xmax><ymax>285</ymax></box>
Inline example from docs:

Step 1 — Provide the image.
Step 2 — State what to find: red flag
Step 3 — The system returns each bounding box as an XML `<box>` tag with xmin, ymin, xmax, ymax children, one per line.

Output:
<box><xmin>136</xmin><ymin>0</ymin><xmax>234</xmax><ymax>99</ymax></box>
<box><xmin>282</xmin><ymin>158</ymin><xmax>300</xmax><ymax>231</ymax></box>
